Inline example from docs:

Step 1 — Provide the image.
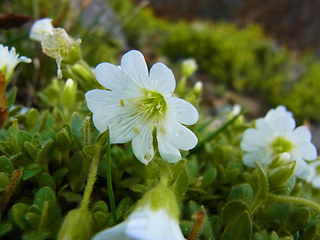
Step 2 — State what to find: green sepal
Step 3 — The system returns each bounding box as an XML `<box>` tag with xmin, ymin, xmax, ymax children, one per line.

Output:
<box><xmin>268</xmin><ymin>161</ymin><xmax>296</xmax><ymax>189</ymax></box>
<box><xmin>57</xmin><ymin>208</ymin><xmax>92</xmax><ymax>240</ymax></box>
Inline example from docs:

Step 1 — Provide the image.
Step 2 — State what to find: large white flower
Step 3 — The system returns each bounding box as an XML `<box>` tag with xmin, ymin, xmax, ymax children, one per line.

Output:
<box><xmin>85</xmin><ymin>50</ymin><xmax>198</xmax><ymax>164</ymax></box>
<box><xmin>0</xmin><ymin>44</ymin><xmax>31</xmax><ymax>83</ymax></box>
<box><xmin>240</xmin><ymin>105</ymin><xmax>317</xmax><ymax>180</ymax></box>
<box><xmin>92</xmin><ymin>204</ymin><xmax>185</xmax><ymax>240</ymax></box>
<box><xmin>29</xmin><ymin>18</ymin><xmax>54</xmax><ymax>42</ymax></box>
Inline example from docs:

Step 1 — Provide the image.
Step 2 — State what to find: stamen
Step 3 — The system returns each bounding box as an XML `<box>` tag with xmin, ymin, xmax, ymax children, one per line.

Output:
<box><xmin>132</xmin><ymin>127</ymin><xmax>140</xmax><ymax>134</ymax></box>
<box><xmin>119</xmin><ymin>99</ymin><xmax>125</xmax><ymax>107</ymax></box>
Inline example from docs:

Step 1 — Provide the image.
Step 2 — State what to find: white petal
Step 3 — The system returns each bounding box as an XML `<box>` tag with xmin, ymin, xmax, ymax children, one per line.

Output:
<box><xmin>240</xmin><ymin>128</ymin><xmax>268</xmax><ymax>152</ymax></box>
<box><xmin>30</xmin><ymin>18</ymin><xmax>54</xmax><ymax>42</ymax></box>
<box><xmin>132</xmin><ymin>127</ymin><xmax>154</xmax><ymax>165</ymax></box>
<box><xmin>126</xmin><ymin>207</ymin><xmax>184</xmax><ymax>240</ymax></box>
<box><xmin>109</xmin><ymin>114</ymin><xmax>146</xmax><ymax>144</ymax></box>
<box><xmin>291</xmin><ymin>126</ymin><xmax>312</xmax><ymax>142</ymax></box>
<box><xmin>166</xmin><ymin>97</ymin><xmax>198</xmax><ymax>125</ymax></box>
<box><xmin>157</xmin><ymin>133</ymin><xmax>181</xmax><ymax>163</ymax></box>
<box><xmin>295</xmin><ymin>160</ymin><xmax>313</xmax><ymax>180</ymax></box>
<box><xmin>312</xmin><ymin>176</ymin><xmax>320</xmax><ymax>188</ymax></box>
<box><xmin>85</xmin><ymin>89</ymin><xmax>114</xmax><ymax>113</ymax></box>
<box><xmin>94</xmin><ymin>62</ymin><xmax>141</xmax><ymax>96</ymax></box>
<box><xmin>92</xmin><ymin>222</ymin><xmax>130</xmax><ymax>240</ymax></box>
<box><xmin>158</xmin><ymin>120</ymin><xmax>198</xmax><ymax>151</ymax></box>
<box><xmin>293</xmin><ymin>142</ymin><xmax>317</xmax><ymax>161</ymax></box>
<box><xmin>242</xmin><ymin>150</ymin><xmax>272</xmax><ymax>168</ymax></box>
<box><xmin>120</xmin><ymin>50</ymin><xmax>149</xmax><ymax>87</ymax></box>
<box><xmin>149</xmin><ymin>62</ymin><xmax>176</xmax><ymax>97</ymax></box>
<box><xmin>18</xmin><ymin>56</ymin><xmax>32</xmax><ymax>63</ymax></box>
<box><xmin>92</xmin><ymin>113</ymin><xmax>110</xmax><ymax>132</ymax></box>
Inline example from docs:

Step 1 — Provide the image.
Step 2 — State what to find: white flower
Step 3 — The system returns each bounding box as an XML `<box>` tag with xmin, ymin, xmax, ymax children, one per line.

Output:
<box><xmin>92</xmin><ymin>204</ymin><xmax>184</xmax><ymax>240</ymax></box>
<box><xmin>240</xmin><ymin>105</ymin><xmax>317</xmax><ymax>180</ymax></box>
<box><xmin>29</xmin><ymin>18</ymin><xmax>54</xmax><ymax>42</ymax></box>
<box><xmin>85</xmin><ymin>50</ymin><xmax>198</xmax><ymax>164</ymax></box>
<box><xmin>0</xmin><ymin>44</ymin><xmax>31</xmax><ymax>83</ymax></box>
<box><xmin>307</xmin><ymin>161</ymin><xmax>320</xmax><ymax>188</ymax></box>
<box><xmin>41</xmin><ymin>28</ymin><xmax>81</xmax><ymax>78</ymax></box>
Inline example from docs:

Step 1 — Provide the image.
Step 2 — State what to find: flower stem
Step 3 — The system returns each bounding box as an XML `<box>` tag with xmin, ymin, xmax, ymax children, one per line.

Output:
<box><xmin>268</xmin><ymin>193</ymin><xmax>320</xmax><ymax>213</ymax></box>
<box><xmin>106</xmin><ymin>129</ymin><xmax>117</xmax><ymax>223</ymax></box>
<box><xmin>80</xmin><ymin>143</ymin><xmax>101</xmax><ymax>210</ymax></box>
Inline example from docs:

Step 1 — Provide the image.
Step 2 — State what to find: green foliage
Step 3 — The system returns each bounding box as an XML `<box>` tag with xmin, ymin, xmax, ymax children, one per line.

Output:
<box><xmin>1</xmin><ymin>0</ymin><xmax>320</xmax><ymax>239</ymax></box>
<box><xmin>110</xmin><ymin>0</ymin><xmax>320</xmax><ymax>122</ymax></box>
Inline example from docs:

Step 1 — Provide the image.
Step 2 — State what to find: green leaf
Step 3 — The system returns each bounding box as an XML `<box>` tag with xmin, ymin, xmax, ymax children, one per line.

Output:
<box><xmin>11</xmin><ymin>203</ymin><xmax>30</xmax><ymax>230</ymax></box>
<box><xmin>0</xmin><ymin>156</ymin><xmax>14</xmax><ymax>174</ymax></box>
<box><xmin>220</xmin><ymin>210</ymin><xmax>252</xmax><ymax>240</ymax></box>
<box><xmin>36</xmin><ymin>139</ymin><xmax>55</xmax><ymax>170</ymax></box>
<box><xmin>25</xmin><ymin>108</ymin><xmax>40</xmax><ymax>131</ymax></box>
<box><xmin>0</xmin><ymin>220</ymin><xmax>12</xmax><ymax>237</ymax></box>
<box><xmin>221</xmin><ymin>200</ymin><xmax>250</xmax><ymax>224</ymax></box>
<box><xmin>0</xmin><ymin>172</ymin><xmax>10</xmax><ymax>192</ymax></box>
<box><xmin>23</xmin><ymin>142</ymin><xmax>39</xmax><ymax>161</ymax></box>
<box><xmin>71</xmin><ymin>113</ymin><xmax>84</xmax><ymax>147</ymax></box>
<box><xmin>6</xmin><ymin>87</ymin><xmax>17</xmax><ymax>110</ymax></box>
<box><xmin>22</xmin><ymin>163</ymin><xmax>42</xmax><ymax>180</ymax></box>
<box><xmin>56</xmin><ymin>128</ymin><xmax>71</xmax><ymax>150</ymax></box>
<box><xmin>202</xmin><ymin>167</ymin><xmax>217</xmax><ymax>186</ymax></box>
<box><xmin>228</xmin><ymin>184</ymin><xmax>254</xmax><ymax>206</ymax></box>
<box><xmin>33</xmin><ymin>187</ymin><xmax>61</xmax><ymax>232</ymax></box>
<box><xmin>39</xmin><ymin>173</ymin><xmax>56</xmax><ymax>190</ymax></box>
<box><xmin>25</xmin><ymin>212</ymin><xmax>40</xmax><ymax>229</ymax></box>
<box><xmin>23</xmin><ymin>230</ymin><xmax>50</xmax><ymax>240</ymax></box>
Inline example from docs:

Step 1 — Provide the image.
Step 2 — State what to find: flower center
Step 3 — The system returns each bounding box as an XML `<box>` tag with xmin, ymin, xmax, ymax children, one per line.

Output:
<box><xmin>270</xmin><ymin>136</ymin><xmax>293</xmax><ymax>154</ymax></box>
<box><xmin>140</xmin><ymin>90</ymin><xmax>167</xmax><ymax>119</ymax></box>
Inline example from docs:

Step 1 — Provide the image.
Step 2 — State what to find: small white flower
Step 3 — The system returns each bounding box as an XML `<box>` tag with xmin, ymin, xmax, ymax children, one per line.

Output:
<box><xmin>29</xmin><ymin>18</ymin><xmax>54</xmax><ymax>42</ymax></box>
<box><xmin>240</xmin><ymin>105</ymin><xmax>317</xmax><ymax>180</ymax></box>
<box><xmin>85</xmin><ymin>50</ymin><xmax>198</xmax><ymax>164</ymax></box>
<box><xmin>0</xmin><ymin>44</ymin><xmax>31</xmax><ymax>83</ymax></box>
<box><xmin>307</xmin><ymin>161</ymin><xmax>320</xmax><ymax>188</ymax></box>
<box><xmin>92</xmin><ymin>204</ymin><xmax>185</xmax><ymax>240</ymax></box>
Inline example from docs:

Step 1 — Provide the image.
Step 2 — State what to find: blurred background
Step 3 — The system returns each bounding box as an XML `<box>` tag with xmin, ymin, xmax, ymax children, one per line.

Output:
<box><xmin>1</xmin><ymin>0</ymin><xmax>320</xmax><ymax>144</ymax></box>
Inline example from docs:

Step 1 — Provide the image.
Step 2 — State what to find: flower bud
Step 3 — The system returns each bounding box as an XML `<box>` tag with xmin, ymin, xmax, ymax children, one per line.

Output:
<box><xmin>61</xmin><ymin>79</ymin><xmax>77</xmax><ymax>107</ymax></box>
<box><xmin>93</xmin><ymin>184</ymin><xmax>184</xmax><ymax>240</ymax></box>
<box><xmin>181</xmin><ymin>58</ymin><xmax>198</xmax><ymax>78</ymax></box>
<box><xmin>57</xmin><ymin>207</ymin><xmax>92</xmax><ymax>240</ymax></box>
